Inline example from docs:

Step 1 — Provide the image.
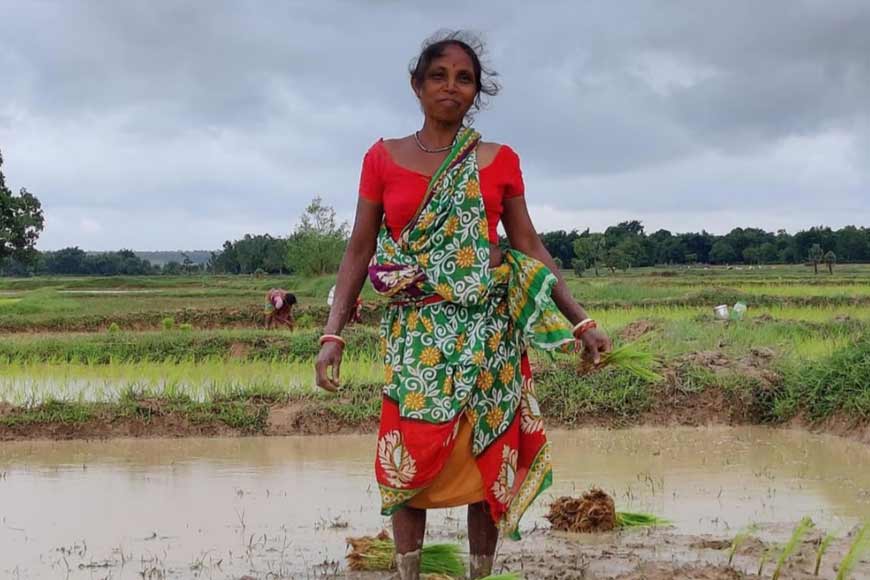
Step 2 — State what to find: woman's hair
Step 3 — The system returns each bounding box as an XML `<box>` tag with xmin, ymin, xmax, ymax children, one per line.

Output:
<box><xmin>409</xmin><ymin>30</ymin><xmax>500</xmax><ymax>121</ymax></box>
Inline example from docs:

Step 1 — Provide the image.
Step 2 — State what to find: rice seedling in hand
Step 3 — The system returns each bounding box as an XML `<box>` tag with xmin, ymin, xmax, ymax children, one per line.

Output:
<box><xmin>772</xmin><ymin>516</ymin><xmax>814</xmax><ymax>579</ymax></box>
<box><xmin>589</xmin><ymin>343</ymin><xmax>663</xmax><ymax>382</ymax></box>
<box><xmin>836</xmin><ymin>523</ymin><xmax>869</xmax><ymax>580</ymax></box>
<box><xmin>815</xmin><ymin>530</ymin><xmax>838</xmax><ymax>576</ymax></box>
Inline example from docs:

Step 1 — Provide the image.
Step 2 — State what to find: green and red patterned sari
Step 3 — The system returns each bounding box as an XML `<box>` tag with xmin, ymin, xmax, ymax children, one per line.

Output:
<box><xmin>368</xmin><ymin>128</ymin><xmax>574</xmax><ymax>538</ymax></box>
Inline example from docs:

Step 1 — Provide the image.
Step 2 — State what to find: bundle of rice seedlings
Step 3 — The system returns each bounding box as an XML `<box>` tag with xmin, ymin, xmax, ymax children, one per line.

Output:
<box><xmin>420</xmin><ymin>544</ymin><xmax>464</xmax><ymax>576</ymax></box>
<box><xmin>836</xmin><ymin>523</ymin><xmax>869</xmax><ymax>580</ymax></box>
<box><xmin>546</xmin><ymin>489</ymin><xmax>616</xmax><ymax>532</ymax></box>
<box><xmin>346</xmin><ymin>531</ymin><xmax>464</xmax><ymax>576</ymax></box>
<box><xmin>814</xmin><ymin>531</ymin><xmax>837</xmax><ymax>576</ymax></box>
<box><xmin>547</xmin><ymin>489</ymin><xmax>668</xmax><ymax>533</ymax></box>
<box><xmin>772</xmin><ymin>517</ymin><xmax>814</xmax><ymax>579</ymax></box>
<box><xmin>347</xmin><ymin>531</ymin><xmax>393</xmax><ymax>571</ymax></box>
<box><xmin>615</xmin><ymin>511</ymin><xmax>670</xmax><ymax>528</ymax></box>
<box><xmin>592</xmin><ymin>343</ymin><xmax>663</xmax><ymax>382</ymax></box>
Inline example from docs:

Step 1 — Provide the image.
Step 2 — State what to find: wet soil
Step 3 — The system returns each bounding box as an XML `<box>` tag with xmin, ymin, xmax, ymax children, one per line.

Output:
<box><xmin>4</xmin><ymin>429</ymin><xmax>870</xmax><ymax>578</ymax></box>
<box><xmin>618</xmin><ymin>319</ymin><xmax>658</xmax><ymax>342</ymax></box>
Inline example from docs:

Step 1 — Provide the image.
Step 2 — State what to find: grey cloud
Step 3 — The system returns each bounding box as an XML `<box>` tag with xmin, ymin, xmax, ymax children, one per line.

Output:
<box><xmin>0</xmin><ymin>0</ymin><xmax>867</xmax><ymax>251</ymax></box>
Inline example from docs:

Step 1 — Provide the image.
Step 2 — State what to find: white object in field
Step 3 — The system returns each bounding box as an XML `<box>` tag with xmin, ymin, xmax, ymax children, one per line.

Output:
<box><xmin>714</xmin><ymin>304</ymin><xmax>729</xmax><ymax>320</ymax></box>
<box><xmin>327</xmin><ymin>285</ymin><xmax>336</xmax><ymax>307</ymax></box>
<box><xmin>731</xmin><ymin>302</ymin><xmax>747</xmax><ymax>320</ymax></box>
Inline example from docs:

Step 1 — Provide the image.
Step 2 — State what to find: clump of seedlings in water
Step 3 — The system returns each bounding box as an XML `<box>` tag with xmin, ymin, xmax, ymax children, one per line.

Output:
<box><xmin>814</xmin><ymin>530</ymin><xmax>837</xmax><ymax>576</ymax></box>
<box><xmin>346</xmin><ymin>531</ymin><xmax>464</xmax><ymax>576</ymax></box>
<box><xmin>836</xmin><ymin>523</ymin><xmax>869</xmax><ymax>580</ymax></box>
<box><xmin>772</xmin><ymin>516</ymin><xmax>814</xmax><ymax>580</ymax></box>
<box><xmin>615</xmin><ymin>511</ymin><xmax>670</xmax><ymax>528</ymax></box>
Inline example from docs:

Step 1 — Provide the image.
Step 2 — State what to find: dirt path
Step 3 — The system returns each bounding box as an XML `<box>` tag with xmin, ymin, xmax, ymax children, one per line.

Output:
<box><xmin>3</xmin><ymin>395</ymin><xmax>869</xmax><ymax>446</ymax></box>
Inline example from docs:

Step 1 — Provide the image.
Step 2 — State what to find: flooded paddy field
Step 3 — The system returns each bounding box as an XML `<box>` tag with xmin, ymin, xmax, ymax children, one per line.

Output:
<box><xmin>2</xmin><ymin>427</ymin><xmax>870</xmax><ymax>579</ymax></box>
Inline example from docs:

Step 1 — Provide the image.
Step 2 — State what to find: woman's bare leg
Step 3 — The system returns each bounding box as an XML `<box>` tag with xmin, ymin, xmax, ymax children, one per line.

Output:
<box><xmin>468</xmin><ymin>501</ymin><xmax>498</xmax><ymax>578</ymax></box>
<box><xmin>392</xmin><ymin>506</ymin><xmax>426</xmax><ymax>580</ymax></box>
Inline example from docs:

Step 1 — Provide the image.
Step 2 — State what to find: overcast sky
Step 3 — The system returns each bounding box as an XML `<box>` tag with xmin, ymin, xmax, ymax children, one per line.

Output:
<box><xmin>1</xmin><ymin>1</ymin><xmax>868</xmax><ymax>251</ymax></box>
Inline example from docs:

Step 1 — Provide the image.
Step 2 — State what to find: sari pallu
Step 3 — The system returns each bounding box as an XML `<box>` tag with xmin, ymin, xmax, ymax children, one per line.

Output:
<box><xmin>368</xmin><ymin>128</ymin><xmax>574</xmax><ymax>539</ymax></box>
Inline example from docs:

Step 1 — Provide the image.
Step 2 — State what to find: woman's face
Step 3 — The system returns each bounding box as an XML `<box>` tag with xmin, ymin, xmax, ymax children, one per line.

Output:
<box><xmin>414</xmin><ymin>44</ymin><xmax>477</xmax><ymax>124</ymax></box>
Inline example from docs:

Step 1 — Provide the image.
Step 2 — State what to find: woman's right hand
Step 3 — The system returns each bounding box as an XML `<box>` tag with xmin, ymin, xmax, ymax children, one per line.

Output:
<box><xmin>315</xmin><ymin>342</ymin><xmax>344</xmax><ymax>393</ymax></box>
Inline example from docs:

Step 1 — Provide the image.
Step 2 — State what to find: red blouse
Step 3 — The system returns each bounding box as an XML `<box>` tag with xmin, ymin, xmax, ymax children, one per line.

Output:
<box><xmin>358</xmin><ymin>140</ymin><xmax>525</xmax><ymax>243</ymax></box>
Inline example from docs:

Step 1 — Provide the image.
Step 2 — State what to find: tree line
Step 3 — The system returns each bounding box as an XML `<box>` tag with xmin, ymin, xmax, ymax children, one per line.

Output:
<box><xmin>539</xmin><ymin>221</ymin><xmax>868</xmax><ymax>275</ymax></box>
<box><xmin>1</xmin><ymin>142</ymin><xmax>866</xmax><ymax>277</ymax></box>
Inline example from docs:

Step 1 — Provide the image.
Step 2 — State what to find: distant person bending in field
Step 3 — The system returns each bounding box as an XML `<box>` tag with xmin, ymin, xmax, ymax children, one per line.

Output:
<box><xmin>264</xmin><ymin>288</ymin><xmax>297</xmax><ymax>330</ymax></box>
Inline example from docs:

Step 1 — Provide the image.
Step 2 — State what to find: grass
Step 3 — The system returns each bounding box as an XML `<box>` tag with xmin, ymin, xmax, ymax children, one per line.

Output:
<box><xmin>4</xmin><ymin>267</ymin><xmax>870</xmax><ymax>333</ymax></box>
<box><xmin>728</xmin><ymin>525</ymin><xmax>758</xmax><ymax>566</ymax></box>
<box><xmin>836</xmin><ymin>523</ymin><xmax>870</xmax><ymax>580</ymax></box>
<box><xmin>773</xmin><ymin>336</ymin><xmax>870</xmax><ymax>422</ymax></box>
<box><xmin>1</xmin><ymin>328</ymin><xmax>868</xmax><ymax>432</ymax></box>
<box><xmin>772</xmin><ymin>516</ymin><xmax>814</xmax><ymax>580</ymax></box>
<box><xmin>1</xmin><ymin>267</ymin><xmax>869</xmax><ymax>434</ymax></box>
<box><xmin>0</xmin><ymin>355</ymin><xmax>383</xmax><ymax>405</ymax></box>
<box><xmin>0</xmin><ymin>327</ymin><xmax>381</xmax><ymax>364</ymax></box>
<box><xmin>815</xmin><ymin>530</ymin><xmax>838</xmax><ymax>576</ymax></box>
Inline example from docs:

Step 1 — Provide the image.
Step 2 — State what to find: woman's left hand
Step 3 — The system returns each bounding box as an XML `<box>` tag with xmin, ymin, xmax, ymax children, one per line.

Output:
<box><xmin>576</xmin><ymin>328</ymin><xmax>612</xmax><ymax>366</ymax></box>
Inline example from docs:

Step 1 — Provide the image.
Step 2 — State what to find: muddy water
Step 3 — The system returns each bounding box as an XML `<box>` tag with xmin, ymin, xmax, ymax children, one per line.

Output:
<box><xmin>2</xmin><ymin>427</ymin><xmax>870</xmax><ymax>578</ymax></box>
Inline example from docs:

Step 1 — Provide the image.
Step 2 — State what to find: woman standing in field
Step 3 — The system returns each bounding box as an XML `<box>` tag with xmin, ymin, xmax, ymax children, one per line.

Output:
<box><xmin>315</xmin><ymin>31</ymin><xmax>611</xmax><ymax>579</ymax></box>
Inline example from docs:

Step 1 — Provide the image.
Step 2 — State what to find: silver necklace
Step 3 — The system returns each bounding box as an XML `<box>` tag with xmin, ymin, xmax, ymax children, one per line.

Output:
<box><xmin>414</xmin><ymin>130</ymin><xmax>455</xmax><ymax>153</ymax></box>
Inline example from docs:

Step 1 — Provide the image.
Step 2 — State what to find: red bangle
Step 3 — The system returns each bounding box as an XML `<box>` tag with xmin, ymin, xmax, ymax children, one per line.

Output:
<box><xmin>573</xmin><ymin>320</ymin><xmax>597</xmax><ymax>338</ymax></box>
<box><xmin>319</xmin><ymin>334</ymin><xmax>346</xmax><ymax>348</ymax></box>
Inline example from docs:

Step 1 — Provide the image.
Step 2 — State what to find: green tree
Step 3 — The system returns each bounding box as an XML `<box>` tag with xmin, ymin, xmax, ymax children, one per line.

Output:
<box><xmin>286</xmin><ymin>196</ymin><xmax>348</xmax><ymax>276</ymax></box>
<box><xmin>808</xmin><ymin>243</ymin><xmax>824</xmax><ymax>274</ymax></box>
<box><xmin>0</xmin><ymin>149</ymin><xmax>44</xmax><ymax>266</ymax></box>
<box><xmin>709</xmin><ymin>240</ymin><xmax>737</xmax><ymax>265</ymax></box>
<box><xmin>162</xmin><ymin>261</ymin><xmax>182</xmax><ymax>275</ymax></box>
<box><xmin>42</xmin><ymin>247</ymin><xmax>88</xmax><ymax>274</ymax></box>
<box><xmin>573</xmin><ymin>233</ymin><xmax>606</xmax><ymax>276</ymax></box>
<box><xmin>613</xmin><ymin>237</ymin><xmax>645</xmax><ymax>269</ymax></box>
<box><xmin>603</xmin><ymin>246</ymin><xmax>631</xmax><ymax>273</ymax></box>
<box><xmin>834</xmin><ymin>225</ymin><xmax>869</xmax><ymax>262</ymax></box>
<box><xmin>758</xmin><ymin>242</ymin><xmax>779</xmax><ymax>264</ymax></box>
<box><xmin>181</xmin><ymin>252</ymin><xmax>196</xmax><ymax>275</ymax></box>
<box><xmin>742</xmin><ymin>246</ymin><xmax>760</xmax><ymax>265</ymax></box>
<box><xmin>823</xmin><ymin>250</ymin><xmax>836</xmax><ymax>274</ymax></box>
<box><xmin>539</xmin><ymin>230</ymin><xmax>581</xmax><ymax>266</ymax></box>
